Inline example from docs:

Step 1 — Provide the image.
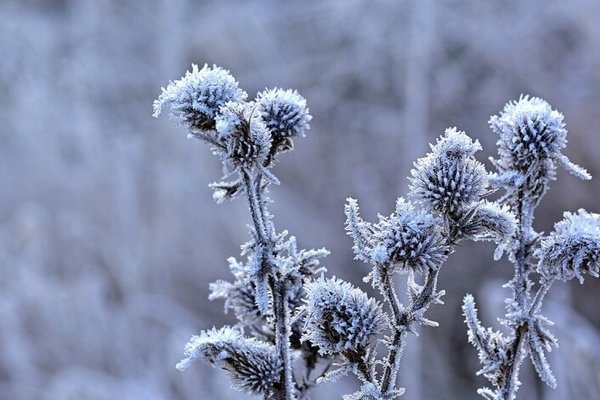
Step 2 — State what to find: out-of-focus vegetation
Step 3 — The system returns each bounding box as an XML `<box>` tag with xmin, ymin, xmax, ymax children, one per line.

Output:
<box><xmin>2</xmin><ymin>1</ymin><xmax>600</xmax><ymax>399</ymax></box>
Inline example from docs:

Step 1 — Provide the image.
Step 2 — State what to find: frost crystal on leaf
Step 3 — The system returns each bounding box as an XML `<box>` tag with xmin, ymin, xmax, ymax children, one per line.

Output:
<box><xmin>176</xmin><ymin>326</ymin><xmax>282</xmax><ymax>396</ymax></box>
<box><xmin>536</xmin><ymin>209</ymin><xmax>600</xmax><ymax>283</ymax></box>
<box><xmin>409</xmin><ymin>127</ymin><xmax>488</xmax><ymax>217</ymax></box>
<box><xmin>153</xmin><ymin>64</ymin><xmax>247</xmax><ymax>131</ymax></box>
<box><xmin>301</xmin><ymin>276</ymin><xmax>385</xmax><ymax>356</ymax></box>
<box><xmin>461</xmin><ymin>200</ymin><xmax>516</xmax><ymax>243</ymax></box>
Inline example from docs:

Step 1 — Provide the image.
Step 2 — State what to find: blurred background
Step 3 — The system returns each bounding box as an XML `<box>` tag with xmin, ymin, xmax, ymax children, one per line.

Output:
<box><xmin>2</xmin><ymin>0</ymin><xmax>600</xmax><ymax>399</ymax></box>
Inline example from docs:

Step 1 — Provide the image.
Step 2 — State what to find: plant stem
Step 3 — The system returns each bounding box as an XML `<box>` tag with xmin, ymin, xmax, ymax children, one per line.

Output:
<box><xmin>529</xmin><ymin>281</ymin><xmax>552</xmax><ymax>317</ymax></box>
<box><xmin>380</xmin><ymin>268</ymin><xmax>439</xmax><ymax>394</ymax></box>
<box><xmin>380</xmin><ymin>270</ymin><xmax>405</xmax><ymax>393</ymax></box>
<box><xmin>242</xmin><ymin>169</ymin><xmax>294</xmax><ymax>400</ymax></box>
<box><xmin>499</xmin><ymin>188</ymin><xmax>535</xmax><ymax>399</ymax></box>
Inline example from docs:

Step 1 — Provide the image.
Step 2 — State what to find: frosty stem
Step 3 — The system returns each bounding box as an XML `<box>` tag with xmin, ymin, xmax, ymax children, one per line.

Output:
<box><xmin>499</xmin><ymin>188</ymin><xmax>535</xmax><ymax>400</ymax></box>
<box><xmin>529</xmin><ymin>281</ymin><xmax>552</xmax><ymax>317</ymax></box>
<box><xmin>380</xmin><ymin>267</ymin><xmax>439</xmax><ymax>394</ymax></box>
<box><xmin>242</xmin><ymin>169</ymin><xmax>294</xmax><ymax>400</ymax></box>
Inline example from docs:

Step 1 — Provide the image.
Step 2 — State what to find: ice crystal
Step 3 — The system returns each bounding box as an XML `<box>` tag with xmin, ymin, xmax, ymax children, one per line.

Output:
<box><xmin>536</xmin><ymin>209</ymin><xmax>600</xmax><ymax>283</ymax></box>
<box><xmin>409</xmin><ymin>127</ymin><xmax>488</xmax><ymax>217</ymax></box>
<box><xmin>153</xmin><ymin>64</ymin><xmax>247</xmax><ymax>131</ymax></box>
<box><xmin>176</xmin><ymin>326</ymin><xmax>282</xmax><ymax>396</ymax></box>
<box><xmin>301</xmin><ymin>276</ymin><xmax>385</xmax><ymax>356</ymax></box>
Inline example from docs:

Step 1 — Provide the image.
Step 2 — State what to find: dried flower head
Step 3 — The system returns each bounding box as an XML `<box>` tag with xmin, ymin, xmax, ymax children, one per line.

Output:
<box><xmin>489</xmin><ymin>95</ymin><xmax>591</xmax><ymax>185</ymax></box>
<box><xmin>371</xmin><ymin>198</ymin><xmax>448</xmax><ymax>273</ymax></box>
<box><xmin>409</xmin><ymin>128</ymin><xmax>488</xmax><ymax>217</ymax></box>
<box><xmin>256</xmin><ymin>88</ymin><xmax>312</xmax><ymax>138</ymax></box>
<box><xmin>536</xmin><ymin>209</ymin><xmax>600</xmax><ymax>283</ymax></box>
<box><xmin>176</xmin><ymin>326</ymin><xmax>282</xmax><ymax>396</ymax></box>
<box><xmin>215</xmin><ymin>102</ymin><xmax>272</xmax><ymax>170</ymax></box>
<box><xmin>301</xmin><ymin>277</ymin><xmax>385</xmax><ymax>356</ymax></box>
<box><xmin>153</xmin><ymin>64</ymin><xmax>247</xmax><ymax>131</ymax></box>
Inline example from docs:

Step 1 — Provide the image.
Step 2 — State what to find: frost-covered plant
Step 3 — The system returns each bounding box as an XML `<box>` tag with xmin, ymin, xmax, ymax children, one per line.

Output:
<box><xmin>156</xmin><ymin>67</ymin><xmax>592</xmax><ymax>400</ymax></box>
<box><xmin>156</xmin><ymin>64</ymin><xmax>330</xmax><ymax>400</ymax></box>
<box><xmin>463</xmin><ymin>95</ymin><xmax>595</xmax><ymax>400</ymax></box>
<box><xmin>339</xmin><ymin>128</ymin><xmax>515</xmax><ymax>399</ymax></box>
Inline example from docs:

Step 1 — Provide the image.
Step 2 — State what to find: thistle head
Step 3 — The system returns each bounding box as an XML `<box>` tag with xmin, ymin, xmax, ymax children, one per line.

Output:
<box><xmin>536</xmin><ymin>209</ymin><xmax>600</xmax><ymax>283</ymax></box>
<box><xmin>489</xmin><ymin>95</ymin><xmax>590</xmax><ymax>193</ymax></box>
<box><xmin>409</xmin><ymin>128</ymin><xmax>488</xmax><ymax>218</ymax></box>
<box><xmin>301</xmin><ymin>277</ymin><xmax>385</xmax><ymax>356</ymax></box>
<box><xmin>256</xmin><ymin>88</ymin><xmax>312</xmax><ymax>138</ymax></box>
<box><xmin>215</xmin><ymin>102</ymin><xmax>272</xmax><ymax>171</ymax></box>
<box><xmin>153</xmin><ymin>64</ymin><xmax>247</xmax><ymax>131</ymax></box>
<box><xmin>176</xmin><ymin>326</ymin><xmax>282</xmax><ymax>396</ymax></box>
<box><xmin>371</xmin><ymin>198</ymin><xmax>448</xmax><ymax>274</ymax></box>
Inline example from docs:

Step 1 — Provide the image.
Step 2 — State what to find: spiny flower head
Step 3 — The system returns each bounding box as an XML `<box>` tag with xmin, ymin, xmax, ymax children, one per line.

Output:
<box><xmin>153</xmin><ymin>64</ymin><xmax>247</xmax><ymax>131</ymax></box>
<box><xmin>301</xmin><ymin>276</ymin><xmax>385</xmax><ymax>356</ymax></box>
<box><xmin>215</xmin><ymin>101</ymin><xmax>272</xmax><ymax>170</ymax></box>
<box><xmin>371</xmin><ymin>198</ymin><xmax>448</xmax><ymax>273</ymax></box>
<box><xmin>409</xmin><ymin>128</ymin><xmax>488</xmax><ymax>217</ymax></box>
<box><xmin>176</xmin><ymin>326</ymin><xmax>282</xmax><ymax>396</ymax></box>
<box><xmin>489</xmin><ymin>95</ymin><xmax>590</xmax><ymax>184</ymax></box>
<box><xmin>536</xmin><ymin>209</ymin><xmax>600</xmax><ymax>283</ymax></box>
<box><xmin>256</xmin><ymin>88</ymin><xmax>312</xmax><ymax>138</ymax></box>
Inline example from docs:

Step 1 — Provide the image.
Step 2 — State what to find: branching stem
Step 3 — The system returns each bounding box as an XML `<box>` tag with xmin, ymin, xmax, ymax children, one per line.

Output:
<box><xmin>499</xmin><ymin>187</ymin><xmax>536</xmax><ymax>399</ymax></box>
<box><xmin>241</xmin><ymin>169</ymin><xmax>294</xmax><ymax>400</ymax></box>
<box><xmin>379</xmin><ymin>268</ymin><xmax>439</xmax><ymax>394</ymax></box>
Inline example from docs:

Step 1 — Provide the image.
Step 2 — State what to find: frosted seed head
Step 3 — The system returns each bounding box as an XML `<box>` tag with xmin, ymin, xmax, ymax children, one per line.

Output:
<box><xmin>489</xmin><ymin>95</ymin><xmax>590</xmax><ymax>193</ymax></box>
<box><xmin>374</xmin><ymin>198</ymin><xmax>448</xmax><ymax>274</ymax></box>
<box><xmin>256</xmin><ymin>88</ymin><xmax>312</xmax><ymax>138</ymax></box>
<box><xmin>301</xmin><ymin>276</ymin><xmax>385</xmax><ymax>356</ymax></box>
<box><xmin>215</xmin><ymin>101</ymin><xmax>272</xmax><ymax>170</ymax></box>
<box><xmin>409</xmin><ymin>128</ymin><xmax>488</xmax><ymax>216</ymax></box>
<box><xmin>536</xmin><ymin>209</ymin><xmax>600</xmax><ymax>283</ymax></box>
<box><xmin>153</xmin><ymin>64</ymin><xmax>247</xmax><ymax>131</ymax></box>
<box><xmin>176</xmin><ymin>326</ymin><xmax>282</xmax><ymax>396</ymax></box>
<box><xmin>490</xmin><ymin>96</ymin><xmax>565</xmax><ymax>170</ymax></box>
